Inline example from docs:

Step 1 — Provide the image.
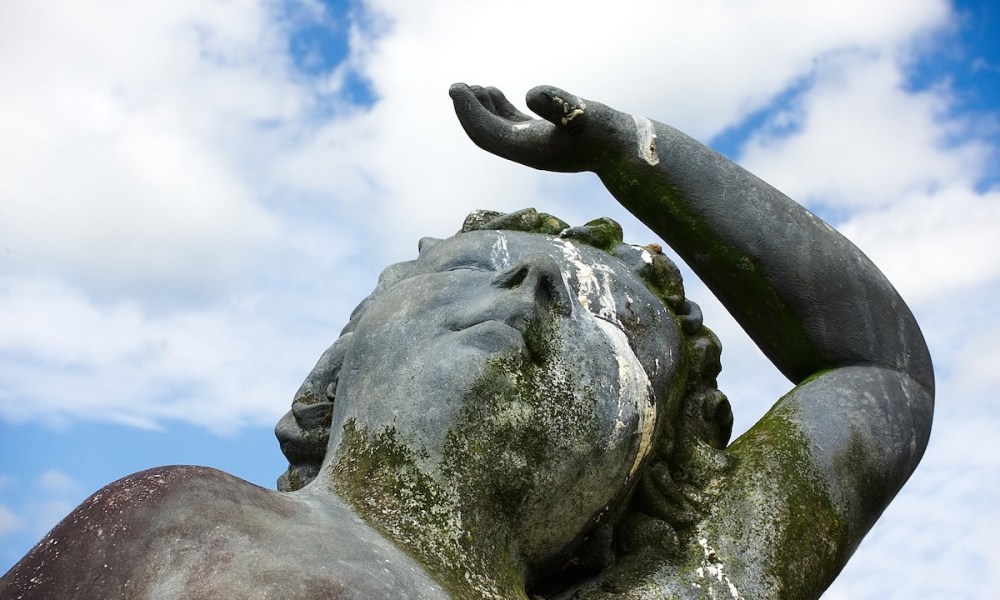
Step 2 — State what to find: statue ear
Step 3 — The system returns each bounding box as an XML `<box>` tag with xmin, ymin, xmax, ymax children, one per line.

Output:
<box><xmin>678</xmin><ymin>388</ymin><xmax>732</xmax><ymax>451</ymax></box>
<box><xmin>699</xmin><ymin>390</ymin><xmax>733</xmax><ymax>449</ymax></box>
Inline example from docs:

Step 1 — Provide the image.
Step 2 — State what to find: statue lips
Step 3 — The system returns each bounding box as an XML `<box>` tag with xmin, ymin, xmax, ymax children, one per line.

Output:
<box><xmin>444</xmin><ymin>282</ymin><xmax>559</xmax><ymax>357</ymax></box>
<box><xmin>448</xmin><ymin>318</ymin><xmax>526</xmax><ymax>355</ymax></box>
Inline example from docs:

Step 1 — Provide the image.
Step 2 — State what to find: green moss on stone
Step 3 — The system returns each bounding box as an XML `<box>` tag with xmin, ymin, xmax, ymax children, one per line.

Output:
<box><xmin>330</xmin><ymin>320</ymin><xmax>612</xmax><ymax>599</ymax></box>
<box><xmin>332</xmin><ymin>419</ymin><xmax>523</xmax><ymax>599</ymax></box>
<box><xmin>724</xmin><ymin>411</ymin><xmax>847</xmax><ymax>598</ymax></box>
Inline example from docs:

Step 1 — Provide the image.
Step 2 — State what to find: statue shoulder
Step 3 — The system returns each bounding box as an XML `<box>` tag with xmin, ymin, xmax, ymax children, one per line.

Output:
<box><xmin>568</xmin><ymin>411</ymin><xmax>849</xmax><ymax>600</ymax></box>
<box><xmin>0</xmin><ymin>465</ymin><xmax>447</xmax><ymax>599</ymax></box>
<box><xmin>689</xmin><ymin>408</ymin><xmax>849</xmax><ymax>599</ymax></box>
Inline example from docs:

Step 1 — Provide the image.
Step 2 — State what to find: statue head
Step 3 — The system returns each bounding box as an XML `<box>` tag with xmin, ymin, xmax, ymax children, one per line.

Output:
<box><xmin>275</xmin><ymin>209</ymin><xmax>733</xmax><ymax>582</ymax></box>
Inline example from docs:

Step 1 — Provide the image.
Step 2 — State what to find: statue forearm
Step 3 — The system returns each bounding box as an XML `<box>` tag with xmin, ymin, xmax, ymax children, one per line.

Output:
<box><xmin>596</xmin><ymin>122</ymin><xmax>933</xmax><ymax>390</ymax></box>
<box><xmin>448</xmin><ymin>81</ymin><xmax>932</xmax><ymax>389</ymax></box>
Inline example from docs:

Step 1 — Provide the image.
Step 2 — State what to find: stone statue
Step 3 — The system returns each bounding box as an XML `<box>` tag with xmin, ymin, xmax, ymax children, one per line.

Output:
<box><xmin>0</xmin><ymin>84</ymin><xmax>933</xmax><ymax>600</ymax></box>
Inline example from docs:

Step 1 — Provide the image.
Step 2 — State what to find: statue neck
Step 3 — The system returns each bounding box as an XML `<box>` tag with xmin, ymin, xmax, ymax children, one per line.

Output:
<box><xmin>317</xmin><ymin>418</ymin><xmax>530</xmax><ymax>599</ymax></box>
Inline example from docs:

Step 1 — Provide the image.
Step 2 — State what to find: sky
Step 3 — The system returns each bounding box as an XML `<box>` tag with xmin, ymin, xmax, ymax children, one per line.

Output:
<box><xmin>0</xmin><ymin>0</ymin><xmax>997</xmax><ymax>596</ymax></box>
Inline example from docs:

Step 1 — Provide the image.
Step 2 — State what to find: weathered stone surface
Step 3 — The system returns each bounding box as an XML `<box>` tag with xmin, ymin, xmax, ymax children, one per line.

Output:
<box><xmin>0</xmin><ymin>84</ymin><xmax>933</xmax><ymax>600</ymax></box>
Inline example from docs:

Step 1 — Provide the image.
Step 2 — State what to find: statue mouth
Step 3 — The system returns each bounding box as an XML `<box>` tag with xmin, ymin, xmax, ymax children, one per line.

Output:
<box><xmin>449</xmin><ymin>319</ymin><xmax>526</xmax><ymax>354</ymax></box>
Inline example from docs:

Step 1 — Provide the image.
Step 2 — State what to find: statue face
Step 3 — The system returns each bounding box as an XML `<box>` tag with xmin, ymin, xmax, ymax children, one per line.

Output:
<box><xmin>328</xmin><ymin>230</ymin><xmax>683</xmax><ymax>567</ymax></box>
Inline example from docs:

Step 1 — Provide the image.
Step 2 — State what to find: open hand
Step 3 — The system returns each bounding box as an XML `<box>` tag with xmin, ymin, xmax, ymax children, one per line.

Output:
<box><xmin>449</xmin><ymin>83</ymin><xmax>626</xmax><ymax>173</ymax></box>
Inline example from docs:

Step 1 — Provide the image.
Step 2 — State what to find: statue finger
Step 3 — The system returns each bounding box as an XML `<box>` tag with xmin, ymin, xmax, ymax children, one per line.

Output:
<box><xmin>450</xmin><ymin>82</ymin><xmax>501</xmax><ymax>137</ymax></box>
<box><xmin>483</xmin><ymin>86</ymin><xmax>534</xmax><ymax>122</ymax></box>
<box><xmin>526</xmin><ymin>85</ymin><xmax>588</xmax><ymax>131</ymax></box>
<box><xmin>450</xmin><ymin>83</ymin><xmax>585</xmax><ymax>172</ymax></box>
<box><xmin>450</xmin><ymin>83</ymin><xmax>534</xmax><ymax>154</ymax></box>
<box><xmin>450</xmin><ymin>82</ymin><xmax>496</xmax><ymax>123</ymax></box>
<box><xmin>471</xmin><ymin>84</ymin><xmax>499</xmax><ymax>114</ymax></box>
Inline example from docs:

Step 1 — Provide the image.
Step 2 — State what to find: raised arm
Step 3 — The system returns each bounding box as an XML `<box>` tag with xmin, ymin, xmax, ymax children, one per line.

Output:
<box><xmin>450</xmin><ymin>83</ymin><xmax>931</xmax><ymax>387</ymax></box>
<box><xmin>450</xmin><ymin>83</ymin><xmax>934</xmax><ymax>589</ymax></box>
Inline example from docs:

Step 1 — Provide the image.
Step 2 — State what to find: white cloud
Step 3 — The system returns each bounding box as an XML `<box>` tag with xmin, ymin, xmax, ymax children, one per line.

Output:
<box><xmin>730</xmin><ymin>47</ymin><xmax>1000</xmax><ymax>346</ymax></box>
<box><xmin>838</xmin><ymin>185</ymin><xmax>1000</xmax><ymax>302</ymax></box>
<box><xmin>824</xmin><ymin>400</ymin><xmax>1000</xmax><ymax>599</ymax></box>
<box><xmin>37</xmin><ymin>470</ymin><xmax>77</xmax><ymax>494</ymax></box>
<box><xmin>0</xmin><ymin>0</ymin><xmax>969</xmax><ymax>429</ymax></box>
<box><xmin>701</xmin><ymin>10</ymin><xmax>1000</xmax><ymax>597</ymax></box>
<box><xmin>740</xmin><ymin>53</ymin><xmax>990</xmax><ymax>210</ymax></box>
<box><xmin>1</xmin><ymin>1</ymin><xmax>999</xmax><ymax>595</ymax></box>
<box><xmin>241</xmin><ymin>0</ymin><xmax>955</xmax><ymax>266</ymax></box>
<box><xmin>0</xmin><ymin>0</ymin><xmax>1000</xmax><ymax>476</ymax></box>
<box><xmin>360</xmin><ymin>0</ymin><xmax>948</xmax><ymax>132</ymax></box>
<box><xmin>0</xmin><ymin>0</ymin><xmax>377</xmax><ymax>432</ymax></box>
<box><xmin>0</xmin><ymin>276</ymin><xmax>350</xmax><ymax>432</ymax></box>
<box><xmin>0</xmin><ymin>0</ymin><xmax>307</xmax><ymax>295</ymax></box>
<box><xmin>23</xmin><ymin>471</ymin><xmax>88</xmax><ymax>539</ymax></box>
<box><xmin>0</xmin><ymin>504</ymin><xmax>21</xmax><ymax>537</ymax></box>
<box><xmin>0</xmin><ymin>471</ymin><xmax>88</xmax><ymax>544</ymax></box>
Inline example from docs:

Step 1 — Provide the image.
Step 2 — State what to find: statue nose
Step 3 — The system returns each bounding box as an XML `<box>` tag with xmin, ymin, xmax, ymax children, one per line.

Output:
<box><xmin>492</xmin><ymin>253</ymin><xmax>573</xmax><ymax>318</ymax></box>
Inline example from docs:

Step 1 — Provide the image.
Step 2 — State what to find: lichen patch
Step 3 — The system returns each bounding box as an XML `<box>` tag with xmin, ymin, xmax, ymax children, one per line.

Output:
<box><xmin>552</xmin><ymin>239</ymin><xmax>621</xmax><ymax>326</ymax></box>
<box><xmin>694</xmin><ymin>537</ymin><xmax>742</xmax><ymax>599</ymax></box>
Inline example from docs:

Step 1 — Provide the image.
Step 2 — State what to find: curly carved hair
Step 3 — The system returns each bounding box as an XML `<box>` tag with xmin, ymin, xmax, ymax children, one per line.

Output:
<box><xmin>274</xmin><ymin>208</ymin><xmax>733</xmax><ymax>571</ymax></box>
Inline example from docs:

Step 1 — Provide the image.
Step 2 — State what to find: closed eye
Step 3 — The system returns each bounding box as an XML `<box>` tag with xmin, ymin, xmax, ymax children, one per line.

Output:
<box><xmin>445</xmin><ymin>265</ymin><xmax>489</xmax><ymax>272</ymax></box>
